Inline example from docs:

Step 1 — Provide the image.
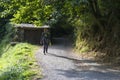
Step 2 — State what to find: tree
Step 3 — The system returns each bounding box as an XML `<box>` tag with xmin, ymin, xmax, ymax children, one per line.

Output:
<box><xmin>0</xmin><ymin>0</ymin><xmax>53</xmax><ymax>26</ymax></box>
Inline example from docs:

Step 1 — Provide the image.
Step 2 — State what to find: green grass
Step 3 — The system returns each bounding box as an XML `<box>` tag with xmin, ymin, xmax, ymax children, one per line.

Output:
<box><xmin>0</xmin><ymin>43</ymin><xmax>42</xmax><ymax>80</ymax></box>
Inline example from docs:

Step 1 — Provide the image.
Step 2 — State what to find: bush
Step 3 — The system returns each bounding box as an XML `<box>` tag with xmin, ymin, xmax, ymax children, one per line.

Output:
<box><xmin>0</xmin><ymin>23</ymin><xmax>15</xmax><ymax>56</ymax></box>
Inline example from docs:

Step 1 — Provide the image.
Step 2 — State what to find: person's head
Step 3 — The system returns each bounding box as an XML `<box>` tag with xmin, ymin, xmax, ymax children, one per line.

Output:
<box><xmin>44</xmin><ymin>28</ymin><xmax>48</xmax><ymax>32</ymax></box>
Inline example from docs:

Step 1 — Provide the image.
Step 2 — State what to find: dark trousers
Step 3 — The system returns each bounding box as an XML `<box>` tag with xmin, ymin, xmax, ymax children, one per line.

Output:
<box><xmin>43</xmin><ymin>43</ymin><xmax>48</xmax><ymax>53</ymax></box>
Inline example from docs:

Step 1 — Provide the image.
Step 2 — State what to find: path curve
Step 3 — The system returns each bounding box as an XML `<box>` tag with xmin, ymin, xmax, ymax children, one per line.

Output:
<box><xmin>36</xmin><ymin>44</ymin><xmax>120</xmax><ymax>80</ymax></box>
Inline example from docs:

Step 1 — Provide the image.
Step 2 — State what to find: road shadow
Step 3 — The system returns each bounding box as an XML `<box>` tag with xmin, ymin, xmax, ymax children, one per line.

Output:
<box><xmin>55</xmin><ymin>69</ymin><xmax>120</xmax><ymax>80</ymax></box>
<box><xmin>48</xmin><ymin>52</ymin><xmax>120</xmax><ymax>80</ymax></box>
<box><xmin>48</xmin><ymin>52</ymin><xmax>96</xmax><ymax>64</ymax></box>
<box><xmin>48</xmin><ymin>52</ymin><xmax>120</xmax><ymax>70</ymax></box>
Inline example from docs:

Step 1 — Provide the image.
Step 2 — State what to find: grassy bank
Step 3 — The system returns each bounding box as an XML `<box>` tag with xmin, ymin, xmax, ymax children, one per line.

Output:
<box><xmin>0</xmin><ymin>43</ymin><xmax>42</xmax><ymax>80</ymax></box>
<box><xmin>0</xmin><ymin>23</ymin><xmax>42</xmax><ymax>80</ymax></box>
<box><xmin>74</xmin><ymin>23</ymin><xmax>120</xmax><ymax>67</ymax></box>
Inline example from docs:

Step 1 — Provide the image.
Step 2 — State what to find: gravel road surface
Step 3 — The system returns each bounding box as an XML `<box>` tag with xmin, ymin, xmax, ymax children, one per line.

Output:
<box><xmin>36</xmin><ymin>42</ymin><xmax>120</xmax><ymax>80</ymax></box>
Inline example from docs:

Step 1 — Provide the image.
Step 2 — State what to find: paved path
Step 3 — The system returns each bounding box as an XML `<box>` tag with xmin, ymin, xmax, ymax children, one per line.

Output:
<box><xmin>36</xmin><ymin>44</ymin><xmax>120</xmax><ymax>80</ymax></box>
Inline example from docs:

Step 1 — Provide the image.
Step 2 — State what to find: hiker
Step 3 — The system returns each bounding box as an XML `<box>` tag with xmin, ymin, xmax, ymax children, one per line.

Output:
<box><xmin>40</xmin><ymin>29</ymin><xmax>50</xmax><ymax>55</ymax></box>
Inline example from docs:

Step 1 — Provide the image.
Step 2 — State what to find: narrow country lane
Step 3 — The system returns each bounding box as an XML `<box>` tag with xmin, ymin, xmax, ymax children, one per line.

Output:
<box><xmin>36</xmin><ymin>41</ymin><xmax>120</xmax><ymax>80</ymax></box>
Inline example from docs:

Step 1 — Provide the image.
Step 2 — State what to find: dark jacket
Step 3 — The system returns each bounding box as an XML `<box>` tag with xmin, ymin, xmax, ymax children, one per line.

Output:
<box><xmin>41</xmin><ymin>32</ymin><xmax>50</xmax><ymax>45</ymax></box>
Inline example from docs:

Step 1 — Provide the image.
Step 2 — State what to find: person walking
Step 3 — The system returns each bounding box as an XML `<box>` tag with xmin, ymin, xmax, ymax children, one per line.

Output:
<box><xmin>40</xmin><ymin>29</ymin><xmax>50</xmax><ymax>55</ymax></box>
